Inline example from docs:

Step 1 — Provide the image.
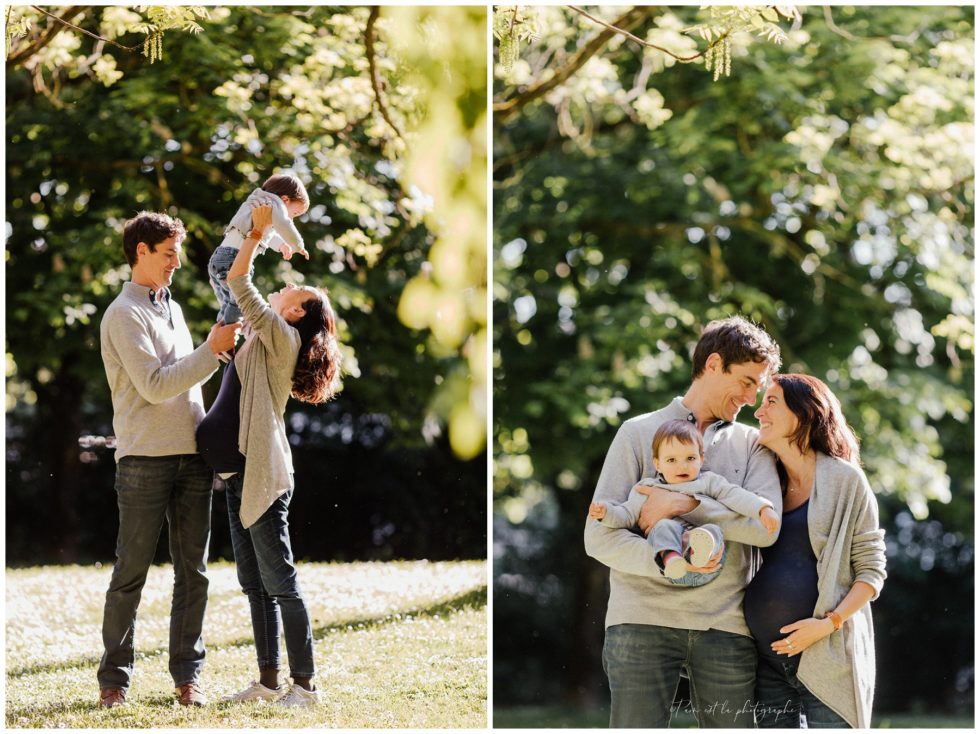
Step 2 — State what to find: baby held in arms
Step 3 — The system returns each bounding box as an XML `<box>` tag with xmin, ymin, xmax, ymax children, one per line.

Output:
<box><xmin>590</xmin><ymin>419</ymin><xmax>778</xmax><ymax>585</ymax></box>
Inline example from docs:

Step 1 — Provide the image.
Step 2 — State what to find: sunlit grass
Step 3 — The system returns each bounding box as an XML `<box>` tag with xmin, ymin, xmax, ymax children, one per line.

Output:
<box><xmin>7</xmin><ymin>560</ymin><xmax>487</xmax><ymax>728</ymax></box>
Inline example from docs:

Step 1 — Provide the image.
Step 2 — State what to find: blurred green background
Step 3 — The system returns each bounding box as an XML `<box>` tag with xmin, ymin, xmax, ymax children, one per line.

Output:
<box><xmin>492</xmin><ymin>5</ymin><xmax>973</xmax><ymax>726</ymax></box>
<box><xmin>5</xmin><ymin>5</ymin><xmax>487</xmax><ymax>565</ymax></box>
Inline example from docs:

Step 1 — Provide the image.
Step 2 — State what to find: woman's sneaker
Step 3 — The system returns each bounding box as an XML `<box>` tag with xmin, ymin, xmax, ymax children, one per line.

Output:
<box><xmin>275</xmin><ymin>683</ymin><xmax>319</xmax><ymax>708</ymax></box>
<box><xmin>221</xmin><ymin>681</ymin><xmax>283</xmax><ymax>703</ymax></box>
<box><xmin>686</xmin><ymin>527</ymin><xmax>720</xmax><ymax>568</ymax></box>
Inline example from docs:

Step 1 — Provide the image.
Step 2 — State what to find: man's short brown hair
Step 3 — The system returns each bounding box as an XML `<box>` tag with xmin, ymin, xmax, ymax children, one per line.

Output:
<box><xmin>122</xmin><ymin>211</ymin><xmax>186</xmax><ymax>267</ymax></box>
<box><xmin>691</xmin><ymin>316</ymin><xmax>781</xmax><ymax>382</ymax></box>
<box><xmin>651</xmin><ymin>419</ymin><xmax>703</xmax><ymax>460</ymax></box>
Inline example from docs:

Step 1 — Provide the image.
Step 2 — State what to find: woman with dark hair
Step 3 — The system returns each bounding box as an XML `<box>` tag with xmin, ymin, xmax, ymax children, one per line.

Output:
<box><xmin>743</xmin><ymin>374</ymin><xmax>886</xmax><ymax>728</ymax></box>
<box><xmin>196</xmin><ymin>205</ymin><xmax>341</xmax><ymax>708</ymax></box>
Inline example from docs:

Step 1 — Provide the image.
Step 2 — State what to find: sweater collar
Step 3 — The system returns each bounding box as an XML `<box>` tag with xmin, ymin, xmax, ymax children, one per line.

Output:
<box><xmin>665</xmin><ymin>396</ymin><xmax>732</xmax><ymax>432</ymax></box>
<box><xmin>123</xmin><ymin>280</ymin><xmax>170</xmax><ymax>305</ymax></box>
<box><xmin>665</xmin><ymin>396</ymin><xmax>698</xmax><ymax>425</ymax></box>
<box><xmin>148</xmin><ymin>287</ymin><xmax>171</xmax><ymax>307</ymax></box>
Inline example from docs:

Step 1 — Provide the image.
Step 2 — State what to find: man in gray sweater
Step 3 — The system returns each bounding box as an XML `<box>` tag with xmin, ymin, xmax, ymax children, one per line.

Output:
<box><xmin>584</xmin><ymin>316</ymin><xmax>782</xmax><ymax>727</ymax></box>
<box><xmin>97</xmin><ymin>212</ymin><xmax>239</xmax><ymax>709</ymax></box>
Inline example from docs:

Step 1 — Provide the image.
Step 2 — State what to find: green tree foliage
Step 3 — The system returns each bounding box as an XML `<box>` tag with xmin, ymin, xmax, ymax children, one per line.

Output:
<box><xmin>388</xmin><ymin>6</ymin><xmax>489</xmax><ymax>461</ymax></box>
<box><xmin>5</xmin><ymin>6</ymin><xmax>487</xmax><ymax>561</ymax></box>
<box><xmin>493</xmin><ymin>5</ymin><xmax>973</xmax><ymax>715</ymax></box>
<box><xmin>493</xmin><ymin>5</ymin><xmax>800</xmax><ymax>129</ymax></box>
<box><xmin>5</xmin><ymin>6</ymin><xmax>210</xmax><ymax>87</ymax></box>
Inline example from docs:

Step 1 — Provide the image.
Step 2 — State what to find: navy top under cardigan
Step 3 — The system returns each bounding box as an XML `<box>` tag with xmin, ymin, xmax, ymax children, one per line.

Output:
<box><xmin>743</xmin><ymin>500</ymin><xmax>819</xmax><ymax>661</ymax></box>
<box><xmin>196</xmin><ymin>359</ymin><xmax>246</xmax><ymax>474</ymax></box>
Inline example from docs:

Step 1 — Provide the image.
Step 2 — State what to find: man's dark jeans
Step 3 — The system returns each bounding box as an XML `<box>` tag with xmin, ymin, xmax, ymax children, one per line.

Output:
<box><xmin>602</xmin><ymin>623</ymin><xmax>757</xmax><ymax>728</ymax></box>
<box><xmin>755</xmin><ymin>655</ymin><xmax>851</xmax><ymax>728</ymax></box>
<box><xmin>98</xmin><ymin>454</ymin><xmax>212</xmax><ymax>691</ymax></box>
<box><xmin>225</xmin><ymin>475</ymin><xmax>314</xmax><ymax>678</ymax></box>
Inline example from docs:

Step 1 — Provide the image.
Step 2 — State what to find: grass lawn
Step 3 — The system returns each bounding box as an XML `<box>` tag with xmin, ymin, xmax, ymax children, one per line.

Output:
<box><xmin>7</xmin><ymin>560</ymin><xmax>487</xmax><ymax>728</ymax></box>
<box><xmin>492</xmin><ymin>706</ymin><xmax>973</xmax><ymax>729</ymax></box>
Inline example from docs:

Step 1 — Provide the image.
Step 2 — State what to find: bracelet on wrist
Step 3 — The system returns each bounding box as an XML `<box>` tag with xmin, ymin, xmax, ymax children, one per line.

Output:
<box><xmin>247</xmin><ymin>229</ymin><xmax>264</xmax><ymax>240</ymax></box>
<box><xmin>824</xmin><ymin>610</ymin><xmax>843</xmax><ymax>631</ymax></box>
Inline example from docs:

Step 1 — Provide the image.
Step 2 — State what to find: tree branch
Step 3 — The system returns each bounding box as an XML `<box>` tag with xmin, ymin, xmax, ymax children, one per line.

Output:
<box><xmin>566</xmin><ymin>5</ymin><xmax>718</xmax><ymax>62</ymax></box>
<box><xmin>494</xmin><ymin>6</ymin><xmax>657</xmax><ymax>125</ymax></box>
<box><xmin>822</xmin><ymin>6</ymin><xmax>859</xmax><ymax>42</ymax></box>
<box><xmin>822</xmin><ymin>6</ymin><xmax>925</xmax><ymax>45</ymax></box>
<box><xmin>24</xmin><ymin>6</ymin><xmax>140</xmax><ymax>56</ymax></box>
<box><xmin>365</xmin><ymin>6</ymin><xmax>404</xmax><ymax>140</ymax></box>
<box><xmin>730</xmin><ymin>217</ymin><xmax>864</xmax><ymax>291</ymax></box>
<box><xmin>6</xmin><ymin>6</ymin><xmax>87</xmax><ymax>67</ymax></box>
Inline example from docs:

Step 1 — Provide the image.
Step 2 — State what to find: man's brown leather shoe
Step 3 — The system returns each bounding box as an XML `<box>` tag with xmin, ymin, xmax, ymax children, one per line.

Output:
<box><xmin>99</xmin><ymin>688</ymin><xmax>126</xmax><ymax>708</ymax></box>
<box><xmin>176</xmin><ymin>682</ymin><xmax>207</xmax><ymax>706</ymax></box>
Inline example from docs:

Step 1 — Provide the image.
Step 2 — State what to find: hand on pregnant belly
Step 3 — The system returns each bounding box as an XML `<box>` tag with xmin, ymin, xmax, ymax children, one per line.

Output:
<box><xmin>770</xmin><ymin>616</ymin><xmax>835</xmax><ymax>657</ymax></box>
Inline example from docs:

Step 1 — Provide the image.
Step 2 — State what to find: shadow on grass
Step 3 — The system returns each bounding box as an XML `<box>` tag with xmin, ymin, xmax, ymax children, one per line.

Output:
<box><xmin>6</xmin><ymin>693</ymin><xmax>181</xmax><ymax>722</ymax></box>
<box><xmin>7</xmin><ymin>586</ymin><xmax>487</xmax><ymax>679</ymax></box>
<box><xmin>6</xmin><ymin>698</ymin><xmax>100</xmax><ymax>722</ymax></box>
<box><xmin>312</xmin><ymin>585</ymin><xmax>488</xmax><ymax>642</ymax></box>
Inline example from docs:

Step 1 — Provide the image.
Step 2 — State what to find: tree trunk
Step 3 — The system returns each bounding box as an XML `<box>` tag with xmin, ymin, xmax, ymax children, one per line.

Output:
<box><xmin>36</xmin><ymin>359</ymin><xmax>85</xmax><ymax>562</ymax></box>
<box><xmin>556</xmin><ymin>460</ymin><xmax>609</xmax><ymax>707</ymax></box>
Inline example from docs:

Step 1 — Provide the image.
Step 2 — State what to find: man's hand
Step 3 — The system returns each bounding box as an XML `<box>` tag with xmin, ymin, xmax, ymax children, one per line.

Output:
<box><xmin>635</xmin><ymin>484</ymin><xmax>699</xmax><ymax>535</ymax></box>
<box><xmin>207</xmin><ymin>320</ymin><xmax>241</xmax><ymax>355</ymax></box>
<box><xmin>681</xmin><ymin>529</ymin><xmax>725</xmax><ymax>574</ymax></box>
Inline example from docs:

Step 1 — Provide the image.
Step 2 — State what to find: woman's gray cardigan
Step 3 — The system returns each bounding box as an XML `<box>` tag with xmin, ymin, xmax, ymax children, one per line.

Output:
<box><xmin>797</xmin><ymin>452</ymin><xmax>887</xmax><ymax>728</ymax></box>
<box><xmin>229</xmin><ymin>274</ymin><xmax>301</xmax><ymax>529</ymax></box>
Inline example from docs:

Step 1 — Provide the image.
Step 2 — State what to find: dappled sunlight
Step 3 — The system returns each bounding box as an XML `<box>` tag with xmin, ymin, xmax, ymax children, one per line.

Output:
<box><xmin>492</xmin><ymin>4</ymin><xmax>972</xmax><ymax>719</ymax></box>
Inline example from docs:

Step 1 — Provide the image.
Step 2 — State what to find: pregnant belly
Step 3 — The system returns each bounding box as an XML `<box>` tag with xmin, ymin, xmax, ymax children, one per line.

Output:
<box><xmin>743</xmin><ymin>557</ymin><xmax>819</xmax><ymax>655</ymax></box>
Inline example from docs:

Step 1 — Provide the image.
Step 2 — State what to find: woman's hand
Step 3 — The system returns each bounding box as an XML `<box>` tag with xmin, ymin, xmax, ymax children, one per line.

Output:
<box><xmin>771</xmin><ymin>617</ymin><xmax>835</xmax><ymax>657</ymax></box>
<box><xmin>230</xmin><ymin>205</ymin><xmax>274</xmax><ymax>281</ymax></box>
<box><xmin>250</xmin><ymin>205</ymin><xmax>273</xmax><ymax>236</ymax></box>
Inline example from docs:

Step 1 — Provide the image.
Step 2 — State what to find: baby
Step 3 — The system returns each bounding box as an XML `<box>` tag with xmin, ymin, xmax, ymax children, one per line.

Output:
<box><xmin>590</xmin><ymin>419</ymin><xmax>779</xmax><ymax>585</ymax></box>
<box><xmin>208</xmin><ymin>172</ymin><xmax>310</xmax><ymax>325</ymax></box>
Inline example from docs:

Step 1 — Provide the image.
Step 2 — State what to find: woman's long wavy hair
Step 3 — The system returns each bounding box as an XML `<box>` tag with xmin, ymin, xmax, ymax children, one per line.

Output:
<box><xmin>773</xmin><ymin>373</ymin><xmax>860</xmax><ymax>465</ymax></box>
<box><xmin>290</xmin><ymin>289</ymin><xmax>342</xmax><ymax>404</ymax></box>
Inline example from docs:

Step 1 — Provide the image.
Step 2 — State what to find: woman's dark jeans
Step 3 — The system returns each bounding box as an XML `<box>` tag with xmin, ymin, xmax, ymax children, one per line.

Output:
<box><xmin>225</xmin><ymin>475</ymin><xmax>315</xmax><ymax>678</ymax></box>
<box><xmin>755</xmin><ymin>655</ymin><xmax>851</xmax><ymax>728</ymax></box>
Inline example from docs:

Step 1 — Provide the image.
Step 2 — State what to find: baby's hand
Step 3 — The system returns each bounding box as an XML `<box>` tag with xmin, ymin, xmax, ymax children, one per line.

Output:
<box><xmin>588</xmin><ymin>502</ymin><xmax>607</xmax><ymax>521</ymax></box>
<box><xmin>760</xmin><ymin>506</ymin><xmax>779</xmax><ymax>534</ymax></box>
<box><xmin>279</xmin><ymin>245</ymin><xmax>310</xmax><ymax>261</ymax></box>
